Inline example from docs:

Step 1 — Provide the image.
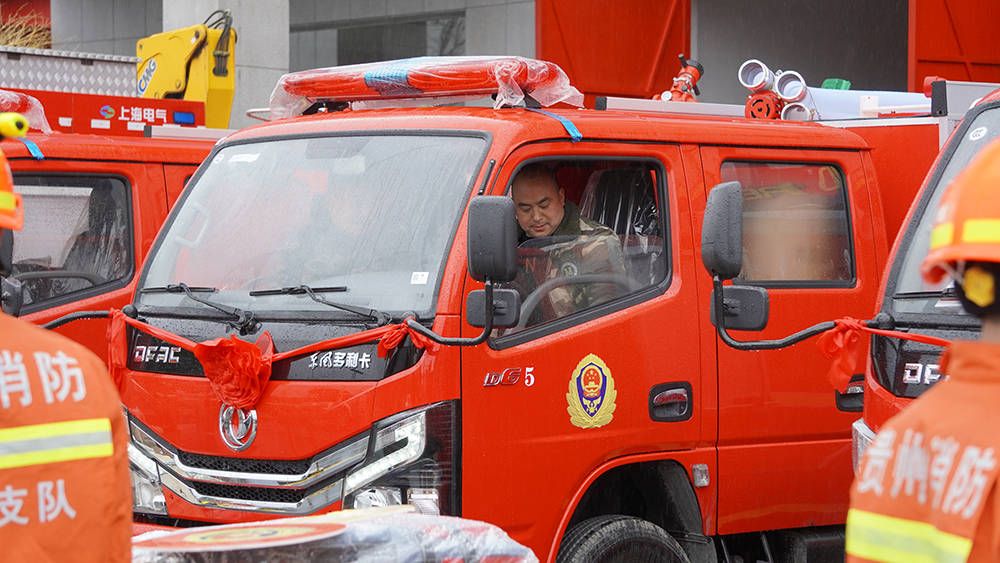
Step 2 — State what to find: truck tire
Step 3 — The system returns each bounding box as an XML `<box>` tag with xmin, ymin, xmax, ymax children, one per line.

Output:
<box><xmin>556</xmin><ymin>514</ymin><xmax>691</xmax><ymax>563</ymax></box>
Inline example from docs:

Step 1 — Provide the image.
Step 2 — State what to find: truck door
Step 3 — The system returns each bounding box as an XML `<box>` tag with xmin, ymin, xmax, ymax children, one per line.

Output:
<box><xmin>460</xmin><ymin>142</ymin><xmax>715</xmax><ymax>550</ymax></box>
<box><xmin>15</xmin><ymin>160</ymin><xmax>170</xmax><ymax>361</ymax></box>
<box><xmin>699</xmin><ymin>146</ymin><xmax>880</xmax><ymax>534</ymax></box>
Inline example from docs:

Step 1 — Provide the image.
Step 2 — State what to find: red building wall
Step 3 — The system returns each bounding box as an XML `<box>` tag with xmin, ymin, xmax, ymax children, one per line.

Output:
<box><xmin>909</xmin><ymin>0</ymin><xmax>1000</xmax><ymax>90</ymax></box>
<box><xmin>536</xmin><ymin>0</ymin><xmax>690</xmax><ymax>99</ymax></box>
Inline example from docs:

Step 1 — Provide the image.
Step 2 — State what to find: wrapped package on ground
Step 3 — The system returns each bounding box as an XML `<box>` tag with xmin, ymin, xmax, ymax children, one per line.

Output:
<box><xmin>132</xmin><ymin>506</ymin><xmax>538</xmax><ymax>562</ymax></box>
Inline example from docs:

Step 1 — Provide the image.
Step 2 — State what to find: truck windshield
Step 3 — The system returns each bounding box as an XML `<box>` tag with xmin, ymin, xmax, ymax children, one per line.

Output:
<box><xmin>892</xmin><ymin>107</ymin><xmax>1000</xmax><ymax>316</ymax></box>
<box><xmin>138</xmin><ymin>134</ymin><xmax>487</xmax><ymax>318</ymax></box>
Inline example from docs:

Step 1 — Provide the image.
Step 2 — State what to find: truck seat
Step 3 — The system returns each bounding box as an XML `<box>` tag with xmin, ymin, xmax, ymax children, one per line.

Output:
<box><xmin>57</xmin><ymin>183</ymin><xmax>129</xmax><ymax>295</ymax></box>
<box><xmin>579</xmin><ymin>167</ymin><xmax>665</xmax><ymax>288</ymax></box>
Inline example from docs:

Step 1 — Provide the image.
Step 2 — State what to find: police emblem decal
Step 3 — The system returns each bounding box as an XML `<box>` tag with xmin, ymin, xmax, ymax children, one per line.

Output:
<box><xmin>566</xmin><ymin>354</ymin><xmax>617</xmax><ymax>429</ymax></box>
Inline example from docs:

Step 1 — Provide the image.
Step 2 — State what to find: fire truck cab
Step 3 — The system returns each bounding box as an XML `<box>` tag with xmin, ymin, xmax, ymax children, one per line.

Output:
<box><xmin>118</xmin><ymin>57</ymin><xmax>941</xmax><ymax>561</ymax></box>
<box><xmin>0</xmin><ymin>87</ymin><xmax>220</xmax><ymax>361</ymax></box>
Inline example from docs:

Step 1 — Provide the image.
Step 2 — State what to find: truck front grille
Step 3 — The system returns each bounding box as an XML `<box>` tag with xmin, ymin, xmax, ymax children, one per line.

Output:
<box><xmin>129</xmin><ymin>416</ymin><xmax>369</xmax><ymax>515</ymax></box>
<box><xmin>187</xmin><ymin>482</ymin><xmax>310</xmax><ymax>504</ymax></box>
<box><xmin>176</xmin><ymin>451</ymin><xmax>313</xmax><ymax>475</ymax></box>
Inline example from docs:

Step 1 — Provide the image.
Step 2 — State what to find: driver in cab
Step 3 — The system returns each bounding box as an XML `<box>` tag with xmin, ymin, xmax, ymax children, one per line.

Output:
<box><xmin>508</xmin><ymin>163</ymin><xmax>627</xmax><ymax>326</ymax></box>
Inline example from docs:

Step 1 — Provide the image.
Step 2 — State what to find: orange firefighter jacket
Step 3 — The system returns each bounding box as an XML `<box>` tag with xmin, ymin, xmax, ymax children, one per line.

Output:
<box><xmin>846</xmin><ymin>340</ymin><xmax>1000</xmax><ymax>563</ymax></box>
<box><xmin>0</xmin><ymin>311</ymin><xmax>131</xmax><ymax>562</ymax></box>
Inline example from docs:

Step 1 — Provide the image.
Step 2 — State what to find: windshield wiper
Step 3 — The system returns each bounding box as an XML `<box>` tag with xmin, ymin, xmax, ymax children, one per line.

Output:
<box><xmin>248</xmin><ymin>285</ymin><xmax>347</xmax><ymax>296</ymax></box>
<box><xmin>249</xmin><ymin>284</ymin><xmax>390</xmax><ymax>326</ymax></box>
<box><xmin>140</xmin><ymin>283</ymin><xmax>260</xmax><ymax>334</ymax></box>
<box><xmin>141</xmin><ymin>284</ymin><xmax>218</xmax><ymax>293</ymax></box>
<box><xmin>894</xmin><ymin>286</ymin><xmax>958</xmax><ymax>300</ymax></box>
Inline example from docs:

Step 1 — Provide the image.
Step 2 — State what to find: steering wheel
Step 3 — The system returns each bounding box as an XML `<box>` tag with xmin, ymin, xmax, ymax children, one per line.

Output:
<box><xmin>14</xmin><ymin>270</ymin><xmax>106</xmax><ymax>287</ymax></box>
<box><xmin>515</xmin><ymin>273</ymin><xmax>633</xmax><ymax>330</ymax></box>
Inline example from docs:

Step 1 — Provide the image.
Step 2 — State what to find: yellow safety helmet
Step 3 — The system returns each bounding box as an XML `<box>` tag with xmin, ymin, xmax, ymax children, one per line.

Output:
<box><xmin>0</xmin><ymin>153</ymin><xmax>19</xmax><ymax>231</ymax></box>
<box><xmin>923</xmin><ymin>138</ymin><xmax>1000</xmax><ymax>284</ymax></box>
<box><xmin>0</xmin><ymin>112</ymin><xmax>27</xmax><ymax>231</ymax></box>
<box><xmin>922</xmin><ymin>138</ymin><xmax>1000</xmax><ymax>311</ymax></box>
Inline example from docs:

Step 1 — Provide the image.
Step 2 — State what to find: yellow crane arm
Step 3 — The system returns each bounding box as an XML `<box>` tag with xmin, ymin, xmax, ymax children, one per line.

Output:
<box><xmin>136</xmin><ymin>10</ymin><xmax>236</xmax><ymax>128</ymax></box>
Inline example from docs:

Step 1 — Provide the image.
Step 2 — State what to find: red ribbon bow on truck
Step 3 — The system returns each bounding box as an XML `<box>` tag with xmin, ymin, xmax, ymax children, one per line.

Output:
<box><xmin>817</xmin><ymin>316</ymin><xmax>951</xmax><ymax>392</ymax></box>
<box><xmin>107</xmin><ymin>309</ymin><xmax>438</xmax><ymax>409</ymax></box>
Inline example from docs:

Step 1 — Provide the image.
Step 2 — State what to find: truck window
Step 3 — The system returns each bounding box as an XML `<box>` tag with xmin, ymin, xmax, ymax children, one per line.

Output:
<box><xmin>722</xmin><ymin>161</ymin><xmax>853</xmax><ymax>284</ymax></box>
<box><xmin>12</xmin><ymin>175</ymin><xmax>132</xmax><ymax>309</ymax></box>
<box><xmin>893</xmin><ymin>106</ymin><xmax>1000</xmax><ymax>315</ymax></box>
<box><xmin>139</xmin><ymin>134</ymin><xmax>488</xmax><ymax>318</ymax></box>
<box><xmin>498</xmin><ymin>159</ymin><xmax>666</xmax><ymax>334</ymax></box>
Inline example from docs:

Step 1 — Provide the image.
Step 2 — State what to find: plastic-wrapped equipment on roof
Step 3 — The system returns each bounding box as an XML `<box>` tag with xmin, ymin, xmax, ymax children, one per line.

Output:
<box><xmin>0</xmin><ymin>89</ymin><xmax>51</xmax><ymax>133</ymax></box>
<box><xmin>269</xmin><ymin>56</ymin><xmax>584</xmax><ymax>118</ymax></box>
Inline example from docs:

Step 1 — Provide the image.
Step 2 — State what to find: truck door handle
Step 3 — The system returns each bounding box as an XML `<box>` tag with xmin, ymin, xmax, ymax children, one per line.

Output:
<box><xmin>649</xmin><ymin>382</ymin><xmax>693</xmax><ymax>422</ymax></box>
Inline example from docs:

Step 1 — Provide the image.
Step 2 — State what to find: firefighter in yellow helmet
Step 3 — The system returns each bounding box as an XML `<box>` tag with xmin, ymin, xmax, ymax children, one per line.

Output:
<box><xmin>0</xmin><ymin>112</ymin><xmax>132</xmax><ymax>562</ymax></box>
<box><xmin>846</xmin><ymin>137</ymin><xmax>1000</xmax><ymax>562</ymax></box>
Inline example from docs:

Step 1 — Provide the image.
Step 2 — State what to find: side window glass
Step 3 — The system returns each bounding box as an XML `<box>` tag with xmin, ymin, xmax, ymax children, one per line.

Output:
<box><xmin>499</xmin><ymin>159</ymin><xmax>666</xmax><ymax>334</ymax></box>
<box><xmin>721</xmin><ymin>161</ymin><xmax>853</xmax><ymax>284</ymax></box>
<box><xmin>12</xmin><ymin>176</ymin><xmax>132</xmax><ymax>308</ymax></box>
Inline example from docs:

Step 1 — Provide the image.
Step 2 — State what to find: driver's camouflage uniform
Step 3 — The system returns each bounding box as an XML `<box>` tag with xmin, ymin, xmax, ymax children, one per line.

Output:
<box><xmin>511</xmin><ymin>201</ymin><xmax>627</xmax><ymax>326</ymax></box>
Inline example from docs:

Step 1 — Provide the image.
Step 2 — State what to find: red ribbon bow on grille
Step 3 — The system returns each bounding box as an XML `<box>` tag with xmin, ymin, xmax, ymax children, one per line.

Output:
<box><xmin>108</xmin><ymin>311</ymin><xmax>439</xmax><ymax>409</ymax></box>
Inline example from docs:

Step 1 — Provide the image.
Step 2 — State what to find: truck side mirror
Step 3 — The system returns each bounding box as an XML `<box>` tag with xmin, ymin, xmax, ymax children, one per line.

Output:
<box><xmin>0</xmin><ymin>228</ymin><xmax>13</xmax><ymax>277</ymax></box>
<box><xmin>701</xmin><ymin>181</ymin><xmax>743</xmax><ymax>281</ymax></box>
<box><xmin>0</xmin><ymin>228</ymin><xmax>22</xmax><ymax>316</ymax></box>
<box><xmin>1</xmin><ymin>277</ymin><xmax>23</xmax><ymax>316</ymax></box>
<box><xmin>709</xmin><ymin>285</ymin><xmax>769</xmax><ymax>331</ymax></box>
<box><xmin>467</xmin><ymin>196</ymin><xmax>518</xmax><ymax>283</ymax></box>
<box><xmin>466</xmin><ymin>288</ymin><xmax>520</xmax><ymax>328</ymax></box>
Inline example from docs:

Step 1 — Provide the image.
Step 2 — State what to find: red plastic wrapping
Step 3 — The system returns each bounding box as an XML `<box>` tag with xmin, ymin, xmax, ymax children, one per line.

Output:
<box><xmin>269</xmin><ymin>56</ymin><xmax>584</xmax><ymax>118</ymax></box>
<box><xmin>0</xmin><ymin>89</ymin><xmax>51</xmax><ymax>133</ymax></box>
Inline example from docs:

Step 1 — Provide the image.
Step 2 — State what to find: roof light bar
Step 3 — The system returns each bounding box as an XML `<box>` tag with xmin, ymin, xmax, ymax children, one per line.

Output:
<box><xmin>268</xmin><ymin>56</ymin><xmax>583</xmax><ymax>118</ymax></box>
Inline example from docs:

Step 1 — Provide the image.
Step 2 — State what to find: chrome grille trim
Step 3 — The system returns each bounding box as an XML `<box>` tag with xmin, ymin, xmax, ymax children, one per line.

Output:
<box><xmin>159</xmin><ymin>470</ymin><xmax>345</xmax><ymax>514</ymax></box>
<box><xmin>128</xmin><ymin>418</ymin><xmax>369</xmax><ymax>488</ymax></box>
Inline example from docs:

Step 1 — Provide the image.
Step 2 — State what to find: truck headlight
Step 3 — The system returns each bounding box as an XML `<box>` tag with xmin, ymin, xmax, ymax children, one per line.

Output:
<box><xmin>125</xmin><ymin>407</ymin><xmax>167</xmax><ymax>516</ymax></box>
<box><xmin>129</xmin><ymin>442</ymin><xmax>167</xmax><ymax>515</ymax></box>
<box><xmin>344</xmin><ymin>401</ymin><xmax>458</xmax><ymax>516</ymax></box>
<box><xmin>346</xmin><ymin>410</ymin><xmax>426</xmax><ymax>492</ymax></box>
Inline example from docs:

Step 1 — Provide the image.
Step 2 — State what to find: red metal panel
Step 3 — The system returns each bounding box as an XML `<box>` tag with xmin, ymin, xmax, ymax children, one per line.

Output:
<box><xmin>845</xmin><ymin>122</ymin><xmax>939</xmax><ymax>241</ymax></box>
<box><xmin>15</xmin><ymin>89</ymin><xmax>206</xmax><ymax>136</ymax></box>
<box><xmin>536</xmin><ymin>0</ymin><xmax>690</xmax><ymax>99</ymax></box>
<box><xmin>909</xmin><ymin>0</ymin><xmax>1000</xmax><ymax>91</ymax></box>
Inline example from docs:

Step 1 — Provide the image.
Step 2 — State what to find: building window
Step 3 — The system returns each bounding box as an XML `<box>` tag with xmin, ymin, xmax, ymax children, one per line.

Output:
<box><xmin>290</xmin><ymin>14</ymin><xmax>464</xmax><ymax>72</ymax></box>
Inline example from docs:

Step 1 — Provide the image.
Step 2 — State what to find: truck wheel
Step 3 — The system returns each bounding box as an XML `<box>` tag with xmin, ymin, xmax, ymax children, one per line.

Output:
<box><xmin>556</xmin><ymin>515</ymin><xmax>691</xmax><ymax>563</ymax></box>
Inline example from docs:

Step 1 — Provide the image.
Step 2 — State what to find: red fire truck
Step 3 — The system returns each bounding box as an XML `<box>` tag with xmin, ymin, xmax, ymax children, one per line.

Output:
<box><xmin>849</xmin><ymin>85</ymin><xmax>1000</xmax><ymax>466</ymax></box>
<box><xmin>0</xmin><ymin>46</ymin><xmax>224</xmax><ymax>361</ymax></box>
<box><xmin>107</xmin><ymin>57</ymin><xmax>950</xmax><ymax>561</ymax></box>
